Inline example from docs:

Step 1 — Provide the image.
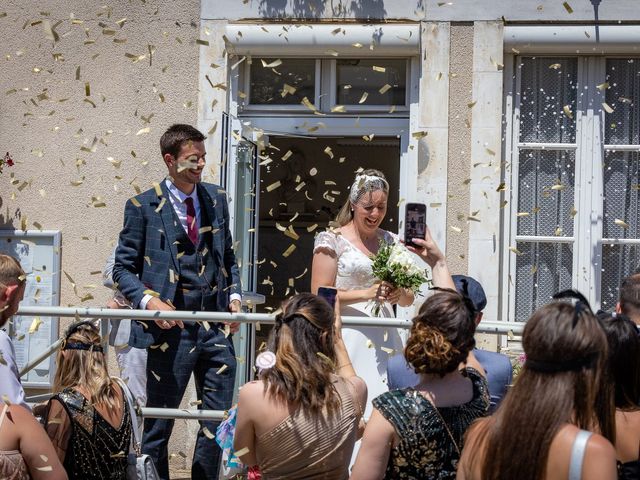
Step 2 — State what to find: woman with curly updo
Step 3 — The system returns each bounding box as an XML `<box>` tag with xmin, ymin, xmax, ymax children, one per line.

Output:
<box><xmin>234</xmin><ymin>293</ymin><xmax>366</xmax><ymax>479</ymax></box>
<box><xmin>350</xmin><ymin>290</ymin><xmax>489</xmax><ymax>479</ymax></box>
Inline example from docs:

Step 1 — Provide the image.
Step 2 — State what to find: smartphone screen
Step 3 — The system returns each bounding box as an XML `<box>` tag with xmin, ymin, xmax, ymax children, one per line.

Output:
<box><xmin>317</xmin><ymin>286</ymin><xmax>337</xmax><ymax>309</ymax></box>
<box><xmin>404</xmin><ymin>203</ymin><xmax>427</xmax><ymax>248</ymax></box>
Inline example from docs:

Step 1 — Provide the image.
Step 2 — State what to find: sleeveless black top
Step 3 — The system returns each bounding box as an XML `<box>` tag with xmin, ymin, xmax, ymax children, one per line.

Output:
<box><xmin>51</xmin><ymin>388</ymin><xmax>131</xmax><ymax>480</ymax></box>
<box><xmin>373</xmin><ymin>367</ymin><xmax>490</xmax><ymax>480</ymax></box>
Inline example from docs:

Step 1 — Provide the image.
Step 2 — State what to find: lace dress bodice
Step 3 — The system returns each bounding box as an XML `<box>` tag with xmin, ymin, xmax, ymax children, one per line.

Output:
<box><xmin>313</xmin><ymin>229</ymin><xmax>397</xmax><ymax>292</ymax></box>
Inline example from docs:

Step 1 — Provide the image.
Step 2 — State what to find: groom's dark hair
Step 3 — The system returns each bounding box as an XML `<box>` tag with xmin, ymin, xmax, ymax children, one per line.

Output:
<box><xmin>160</xmin><ymin>124</ymin><xmax>205</xmax><ymax>159</ymax></box>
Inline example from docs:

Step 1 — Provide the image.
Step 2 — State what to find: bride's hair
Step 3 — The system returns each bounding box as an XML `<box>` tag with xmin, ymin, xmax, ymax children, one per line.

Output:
<box><xmin>335</xmin><ymin>168</ymin><xmax>388</xmax><ymax>226</ymax></box>
<box><xmin>260</xmin><ymin>293</ymin><xmax>340</xmax><ymax>415</ymax></box>
<box><xmin>404</xmin><ymin>290</ymin><xmax>476</xmax><ymax>376</ymax></box>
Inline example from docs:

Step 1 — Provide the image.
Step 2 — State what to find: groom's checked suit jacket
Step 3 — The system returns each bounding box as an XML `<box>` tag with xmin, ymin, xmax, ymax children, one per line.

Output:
<box><xmin>112</xmin><ymin>180</ymin><xmax>241</xmax><ymax>348</ymax></box>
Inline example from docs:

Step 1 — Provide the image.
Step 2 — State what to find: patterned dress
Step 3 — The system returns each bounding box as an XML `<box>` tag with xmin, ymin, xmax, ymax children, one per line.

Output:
<box><xmin>373</xmin><ymin>367</ymin><xmax>490</xmax><ymax>479</ymax></box>
<box><xmin>45</xmin><ymin>387</ymin><xmax>131</xmax><ymax>480</ymax></box>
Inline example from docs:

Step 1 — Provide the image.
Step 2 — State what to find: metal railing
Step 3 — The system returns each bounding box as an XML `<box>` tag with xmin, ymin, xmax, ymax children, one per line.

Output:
<box><xmin>18</xmin><ymin>305</ymin><xmax>523</xmax><ymax>420</ymax></box>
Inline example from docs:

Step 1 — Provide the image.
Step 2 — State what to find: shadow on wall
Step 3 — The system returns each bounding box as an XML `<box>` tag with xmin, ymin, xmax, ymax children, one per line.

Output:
<box><xmin>258</xmin><ymin>0</ymin><xmax>388</xmax><ymax>20</ymax></box>
<box><xmin>0</xmin><ymin>195</ymin><xmax>19</xmax><ymax>230</ymax></box>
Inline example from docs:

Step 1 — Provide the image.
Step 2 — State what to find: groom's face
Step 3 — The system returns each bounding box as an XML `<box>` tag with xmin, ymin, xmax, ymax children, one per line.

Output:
<box><xmin>165</xmin><ymin>140</ymin><xmax>206</xmax><ymax>189</ymax></box>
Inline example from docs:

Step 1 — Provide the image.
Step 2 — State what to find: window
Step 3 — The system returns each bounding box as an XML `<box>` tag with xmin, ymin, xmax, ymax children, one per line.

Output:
<box><xmin>506</xmin><ymin>56</ymin><xmax>640</xmax><ymax>321</ymax></box>
<box><xmin>242</xmin><ymin>57</ymin><xmax>409</xmax><ymax>112</ymax></box>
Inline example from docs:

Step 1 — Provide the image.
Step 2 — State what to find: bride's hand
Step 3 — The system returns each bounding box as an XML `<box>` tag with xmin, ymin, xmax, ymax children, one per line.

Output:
<box><xmin>366</xmin><ymin>282</ymin><xmax>385</xmax><ymax>301</ymax></box>
<box><xmin>385</xmin><ymin>286</ymin><xmax>402</xmax><ymax>305</ymax></box>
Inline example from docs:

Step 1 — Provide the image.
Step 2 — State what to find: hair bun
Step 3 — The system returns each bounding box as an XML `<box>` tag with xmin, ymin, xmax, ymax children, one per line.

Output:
<box><xmin>405</xmin><ymin>324</ymin><xmax>459</xmax><ymax>375</ymax></box>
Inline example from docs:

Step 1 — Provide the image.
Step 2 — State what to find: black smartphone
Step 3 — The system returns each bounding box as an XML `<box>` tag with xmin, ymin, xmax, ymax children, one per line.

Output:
<box><xmin>317</xmin><ymin>286</ymin><xmax>337</xmax><ymax>309</ymax></box>
<box><xmin>404</xmin><ymin>202</ymin><xmax>427</xmax><ymax>248</ymax></box>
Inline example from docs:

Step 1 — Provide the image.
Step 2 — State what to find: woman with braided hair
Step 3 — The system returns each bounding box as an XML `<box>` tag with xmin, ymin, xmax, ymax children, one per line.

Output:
<box><xmin>350</xmin><ymin>289</ymin><xmax>489</xmax><ymax>480</ymax></box>
<box><xmin>234</xmin><ymin>293</ymin><xmax>366</xmax><ymax>479</ymax></box>
<box><xmin>311</xmin><ymin>169</ymin><xmax>414</xmax><ymax>419</ymax></box>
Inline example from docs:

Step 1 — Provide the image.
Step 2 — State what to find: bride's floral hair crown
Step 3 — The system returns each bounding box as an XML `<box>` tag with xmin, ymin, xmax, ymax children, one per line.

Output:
<box><xmin>349</xmin><ymin>173</ymin><xmax>389</xmax><ymax>204</ymax></box>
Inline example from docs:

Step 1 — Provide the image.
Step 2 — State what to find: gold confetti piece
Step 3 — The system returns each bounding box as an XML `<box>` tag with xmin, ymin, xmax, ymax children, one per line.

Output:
<box><xmin>516</xmin><ymin>212</ymin><xmax>530</xmax><ymax>217</ymax></box>
<box><xmin>490</xmin><ymin>57</ymin><xmax>504</xmax><ymax>70</ymax></box>
<box><xmin>562</xmin><ymin>1</ymin><xmax>573</xmax><ymax>13</ymax></box>
<box><xmin>281</xmin><ymin>83</ymin><xmax>296</xmax><ymax>97</ymax></box>
<box><xmin>563</xmin><ymin>105</ymin><xmax>574</xmax><ymax>119</ymax></box>
<box><xmin>323</xmin><ymin>146</ymin><xmax>334</xmax><ymax>159</ymax></box>
<box><xmin>358</xmin><ymin>92</ymin><xmax>369</xmax><ymax>104</ymax></box>
<box><xmin>570</xmin><ymin>206</ymin><xmax>578</xmax><ymax>217</ymax></box>
<box><xmin>554</xmin><ymin>227</ymin><xmax>563</xmax><ymax>236</ymax></box>
<box><xmin>412</xmin><ymin>131</ymin><xmax>428</xmax><ymax>139</ymax></box>
<box><xmin>602</xmin><ymin>102</ymin><xmax>614</xmax><ymax>114</ymax></box>
<box><xmin>366</xmin><ymin>339</ymin><xmax>374</xmax><ymax>349</ymax></box>
<box><xmin>509</xmin><ymin>246</ymin><xmax>523</xmax><ymax>255</ymax></box>
<box><xmin>130</xmin><ymin>197</ymin><xmax>141</xmax><ymax>207</ymax></box>
<box><xmin>151</xmin><ymin>371</ymin><xmax>161</xmax><ymax>381</ymax></box>
<box><xmin>235</xmin><ymin>447</ymin><xmax>250</xmax><ymax>457</ymax></box>
<box><xmin>450</xmin><ymin>225</ymin><xmax>462</xmax><ymax>233</ymax></box>
<box><xmin>266</xmin><ymin>181</ymin><xmax>281</xmax><ymax>192</ymax></box>
<box><xmin>551</xmin><ymin>184</ymin><xmax>565</xmax><ymax>191</ymax></box>
<box><xmin>378</xmin><ymin>83</ymin><xmax>392</xmax><ymax>94</ymax></box>
<box><xmin>84</xmin><ymin>82</ymin><xmax>90</xmax><ymax>96</ymax></box>
<box><xmin>326</xmin><ymin>49</ymin><xmax>339</xmax><ymax>56</ymax></box>
<box><xmin>549</xmin><ymin>63</ymin><xmax>561</xmax><ymax>69</ymax></box>
<box><xmin>152</xmin><ymin>182</ymin><xmax>163</xmax><ymax>196</ymax></box>
<box><xmin>261</xmin><ymin>58</ymin><xmax>282</xmax><ymax>68</ymax></box>
<box><xmin>144</xmin><ymin>256</ymin><xmax>151</xmax><ymax>266</ymax></box>
<box><xmin>143</xmin><ymin>289</ymin><xmax>160</xmax><ymax>297</ymax></box>
<box><xmin>619</xmin><ymin>96</ymin><xmax>632</xmax><ymax>104</ymax></box>
<box><xmin>467</xmin><ymin>101</ymin><xmax>477</xmax><ymax>108</ymax></box>
<box><xmin>352</xmin><ymin>42</ymin><xmax>363</xmax><ymax>48</ymax></box>
<box><xmin>282</xmin><ymin>150</ymin><xmax>293</xmax><ymax>161</ymax></box>
<box><xmin>36</xmin><ymin>466</ymin><xmax>53</xmax><ymax>472</ymax></box>
<box><xmin>154</xmin><ymin>197</ymin><xmax>166</xmax><ymax>213</ymax></box>
<box><xmin>614</xmin><ymin>218</ymin><xmax>630</xmax><ymax>228</ymax></box>
<box><xmin>136</xmin><ymin>127</ymin><xmax>151</xmax><ymax>136</ymax></box>
<box><xmin>331</xmin><ymin>105</ymin><xmax>346</xmax><ymax>113</ymax></box>
<box><xmin>301</xmin><ymin>96</ymin><xmax>317</xmax><ymax>111</ymax></box>
<box><xmin>306</xmin><ymin>224</ymin><xmax>318</xmax><ymax>233</ymax></box>
<box><xmin>29</xmin><ymin>317</ymin><xmax>42</xmax><ymax>334</ymax></box>
<box><xmin>381</xmin><ymin>347</ymin><xmax>394</xmax><ymax>354</ymax></box>
<box><xmin>282</xmin><ymin>244</ymin><xmax>296</xmax><ymax>257</ymax></box>
<box><xmin>196</xmin><ymin>39</ymin><xmax>209</xmax><ymax>46</ymax></box>
<box><xmin>39</xmin><ymin>455</ymin><xmax>48</xmax><ymax>462</ymax></box>
<box><xmin>285</xmin><ymin>226</ymin><xmax>299</xmax><ymax>240</ymax></box>
<box><xmin>372</xmin><ymin>65</ymin><xmax>386</xmax><ymax>72</ymax></box>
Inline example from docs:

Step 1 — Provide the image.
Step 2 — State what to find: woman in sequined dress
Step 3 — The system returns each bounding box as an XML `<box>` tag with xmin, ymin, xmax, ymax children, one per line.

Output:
<box><xmin>350</xmin><ymin>289</ymin><xmax>490</xmax><ymax>480</ymax></box>
<box><xmin>44</xmin><ymin>321</ymin><xmax>132</xmax><ymax>480</ymax></box>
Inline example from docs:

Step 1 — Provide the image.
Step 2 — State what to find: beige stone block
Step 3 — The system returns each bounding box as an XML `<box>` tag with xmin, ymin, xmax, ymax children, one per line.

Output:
<box><xmin>419</xmin><ymin>22</ymin><xmax>450</xmax><ymax>128</ymax></box>
<box><xmin>471</xmin><ymin>72</ymin><xmax>504</xmax><ymax>129</ymax></box>
<box><xmin>472</xmin><ymin>21</ymin><xmax>504</xmax><ymax>73</ymax></box>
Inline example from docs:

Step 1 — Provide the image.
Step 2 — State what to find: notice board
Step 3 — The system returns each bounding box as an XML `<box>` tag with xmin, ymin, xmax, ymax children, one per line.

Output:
<box><xmin>0</xmin><ymin>230</ymin><xmax>61</xmax><ymax>388</ymax></box>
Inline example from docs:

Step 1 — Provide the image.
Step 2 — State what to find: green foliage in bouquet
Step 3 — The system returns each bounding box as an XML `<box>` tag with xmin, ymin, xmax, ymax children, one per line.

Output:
<box><xmin>371</xmin><ymin>240</ymin><xmax>429</xmax><ymax>293</ymax></box>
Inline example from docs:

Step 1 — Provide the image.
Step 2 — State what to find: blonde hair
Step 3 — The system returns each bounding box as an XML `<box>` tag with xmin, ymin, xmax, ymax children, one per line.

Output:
<box><xmin>335</xmin><ymin>168</ymin><xmax>388</xmax><ymax>226</ymax></box>
<box><xmin>0</xmin><ymin>254</ymin><xmax>25</xmax><ymax>289</ymax></box>
<box><xmin>54</xmin><ymin>321</ymin><xmax>120</xmax><ymax>409</ymax></box>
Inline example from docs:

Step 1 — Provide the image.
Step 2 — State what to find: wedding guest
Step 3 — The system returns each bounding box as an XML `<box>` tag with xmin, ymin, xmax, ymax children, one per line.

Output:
<box><xmin>350</xmin><ymin>289</ymin><xmax>489</xmax><ymax>480</ymax></box>
<box><xmin>44</xmin><ymin>321</ymin><xmax>132</xmax><ymax>480</ymax></box>
<box><xmin>598</xmin><ymin>312</ymin><xmax>640</xmax><ymax>478</ymax></box>
<box><xmin>0</xmin><ymin>254</ymin><xmax>28</xmax><ymax>410</ymax></box>
<box><xmin>0</xmin><ymin>403</ymin><xmax>67</xmax><ymax>480</ymax></box>
<box><xmin>617</xmin><ymin>273</ymin><xmax>640</xmax><ymax>328</ymax></box>
<box><xmin>234</xmin><ymin>293</ymin><xmax>366</xmax><ymax>479</ymax></box>
<box><xmin>311</xmin><ymin>168</ymin><xmax>413</xmax><ymax>418</ymax></box>
<box><xmin>457</xmin><ymin>291</ymin><xmax>617</xmax><ymax>480</ymax></box>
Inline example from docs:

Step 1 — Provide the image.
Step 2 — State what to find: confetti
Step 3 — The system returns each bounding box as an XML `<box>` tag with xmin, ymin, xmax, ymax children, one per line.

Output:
<box><xmin>563</xmin><ymin>105</ymin><xmax>574</xmax><ymax>119</ymax></box>
<box><xmin>266</xmin><ymin>181</ymin><xmax>281</xmax><ymax>192</ymax></box>
<box><xmin>412</xmin><ymin>131</ymin><xmax>428</xmax><ymax>139</ymax></box>
<box><xmin>29</xmin><ymin>317</ymin><xmax>43</xmax><ymax>334</ymax></box>
<box><xmin>358</xmin><ymin>92</ymin><xmax>369</xmax><ymax>104</ymax></box>
<box><xmin>282</xmin><ymin>150</ymin><xmax>293</xmax><ymax>161</ymax></box>
<box><xmin>36</xmin><ymin>466</ymin><xmax>53</xmax><ymax>472</ymax></box>
<box><xmin>562</xmin><ymin>1</ymin><xmax>573</xmax><ymax>14</ymax></box>
<box><xmin>602</xmin><ymin>102</ymin><xmax>614</xmax><ymax>114</ymax></box>
<box><xmin>450</xmin><ymin>225</ymin><xmax>462</xmax><ymax>233</ymax></box>
<box><xmin>509</xmin><ymin>246</ymin><xmax>523</xmax><ymax>255</ymax></box>
<box><xmin>261</xmin><ymin>58</ymin><xmax>282</xmax><ymax>68</ymax></box>
<box><xmin>301</xmin><ymin>96</ymin><xmax>317</xmax><ymax>111</ymax></box>
<box><xmin>235</xmin><ymin>447</ymin><xmax>250</xmax><ymax>457</ymax></box>
<box><xmin>614</xmin><ymin>219</ymin><xmax>629</xmax><ymax>228</ymax></box>
<box><xmin>282</xmin><ymin>244</ymin><xmax>296</xmax><ymax>257</ymax></box>
<box><xmin>331</xmin><ymin>105</ymin><xmax>346</xmax><ymax>113</ymax></box>
<box><xmin>548</xmin><ymin>63</ymin><xmax>561</xmax><ymax>70</ymax></box>
<box><xmin>323</xmin><ymin>146</ymin><xmax>334</xmax><ymax>158</ymax></box>
<box><xmin>372</xmin><ymin>65</ymin><xmax>386</xmax><ymax>72</ymax></box>
<box><xmin>596</xmin><ymin>82</ymin><xmax>609</xmax><ymax>91</ymax></box>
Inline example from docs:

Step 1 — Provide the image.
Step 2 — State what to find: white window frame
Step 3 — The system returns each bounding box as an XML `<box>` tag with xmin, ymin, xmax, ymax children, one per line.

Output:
<box><xmin>502</xmin><ymin>53</ymin><xmax>640</xmax><ymax>322</ymax></box>
<box><xmin>239</xmin><ymin>57</ymin><xmax>411</xmax><ymax>114</ymax></box>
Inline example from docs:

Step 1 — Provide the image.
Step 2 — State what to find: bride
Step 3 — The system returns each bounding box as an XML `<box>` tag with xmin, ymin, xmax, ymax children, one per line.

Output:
<box><xmin>311</xmin><ymin>169</ymin><xmax>414</xmax><ymax>417</ymax></box>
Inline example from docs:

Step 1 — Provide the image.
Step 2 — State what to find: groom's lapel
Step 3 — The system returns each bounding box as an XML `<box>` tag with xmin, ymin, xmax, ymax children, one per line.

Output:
<box><xmin>159</xmin><ymin>180</ymin><xmax>181</xmax><ymax>274</ymax></box>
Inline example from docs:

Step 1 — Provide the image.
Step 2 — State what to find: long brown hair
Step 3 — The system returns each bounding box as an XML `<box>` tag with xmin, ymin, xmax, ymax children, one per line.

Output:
<box><xmin>54</xmin><ymin>321</ymin><xmax>120</xmax><ymax>409</ymax></box>
<box><xmin>472</xmin><ymin>301</ymin><xmax>610</xmax><ymax>480</ymax></box>
<box><xmin>404</xmin><ymin>289</ymin><xmax>476</xmax><ymax>376</ymax></box>
<box><xmin>335</xmin><ymin>168</ymin><xmax>388</xmax><ymax>226</ymax></box>
<box><xmin>261</xmin><ymin>293</ymin><xmax>340</xmax><ymax>416</ymax></box>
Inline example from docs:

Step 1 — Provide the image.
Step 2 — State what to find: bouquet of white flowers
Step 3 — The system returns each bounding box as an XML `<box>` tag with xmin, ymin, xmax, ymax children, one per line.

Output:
<box><xmin>370</xmin><ymin>240</ymin><xmax>429</xmax><ymax>316</ymax></box>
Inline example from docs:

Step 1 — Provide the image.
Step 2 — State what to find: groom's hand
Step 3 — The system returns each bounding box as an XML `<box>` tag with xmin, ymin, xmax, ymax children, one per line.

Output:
<box><xmin>146</xmin><ymin>297</ymin><xmax>184</xmax><ymax>329</ymax></box>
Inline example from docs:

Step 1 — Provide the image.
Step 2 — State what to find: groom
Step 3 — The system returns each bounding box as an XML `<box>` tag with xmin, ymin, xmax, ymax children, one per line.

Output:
<box><xmin>113</xmin><ymin>124</ymin><xmax>242</xmax><ymax>479</ymax></box>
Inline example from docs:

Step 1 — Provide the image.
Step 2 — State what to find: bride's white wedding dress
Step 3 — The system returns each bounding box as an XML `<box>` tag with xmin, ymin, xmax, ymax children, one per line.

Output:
<box><xmin>314</xmin><ymin>230</ymin><xmax>405</xmax><ymax>418</ymax></box>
